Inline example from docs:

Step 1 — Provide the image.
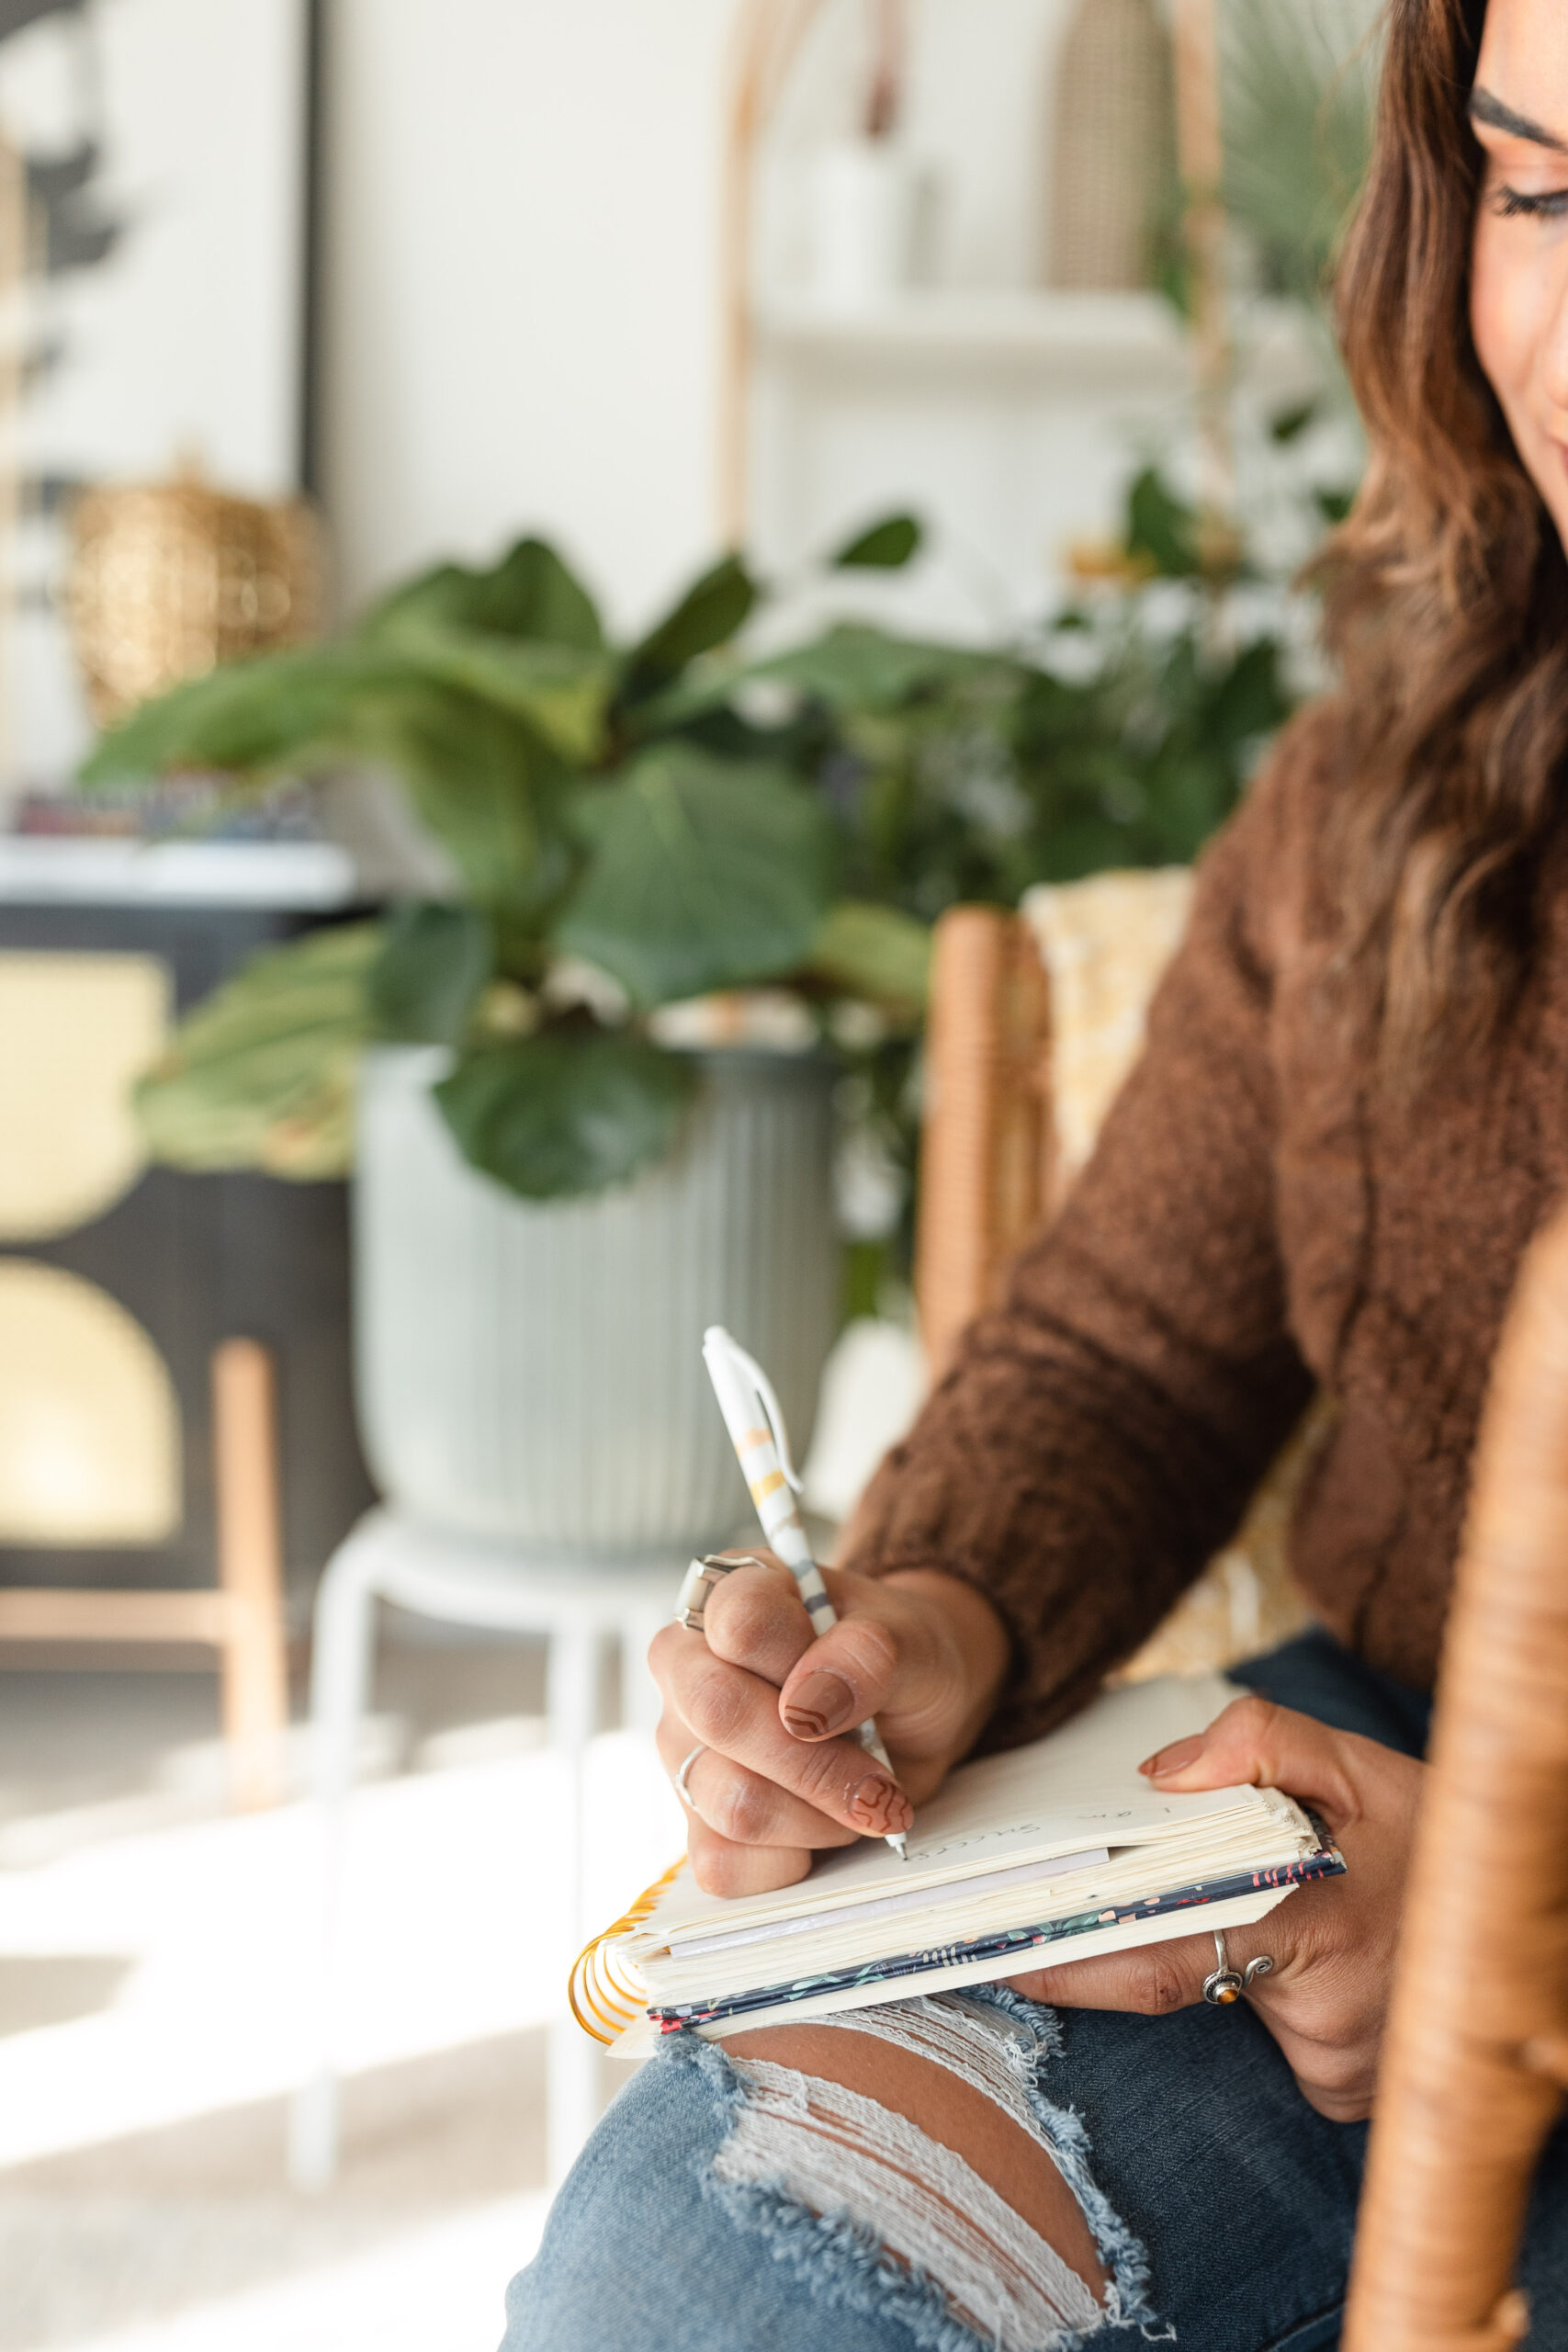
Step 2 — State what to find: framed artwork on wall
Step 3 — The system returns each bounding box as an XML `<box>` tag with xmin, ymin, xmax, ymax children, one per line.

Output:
<box><xmin>0</xmin><ymin>0</ymin><xmax>315</xmax><ymax>797</ymax></box>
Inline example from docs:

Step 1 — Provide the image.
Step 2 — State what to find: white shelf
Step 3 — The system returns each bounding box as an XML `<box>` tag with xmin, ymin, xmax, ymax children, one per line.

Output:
<box><xmin>753</xmin><ymin>289</ymin><xmax>1320</xmax><ymax>400</ymax></box>
<box><xmin>753</xmin><ymin>288</ymin><xmax>1192</xmax><ymax>382</ymax></box>
<box><xmin>0</xmin><ymin>838</ymin><xmax>361</xmax><ymax>909</ymax></box>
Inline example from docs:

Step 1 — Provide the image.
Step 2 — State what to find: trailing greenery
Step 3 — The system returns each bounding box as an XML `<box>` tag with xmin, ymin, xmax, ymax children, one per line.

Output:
<box><xmin>728</xmin><ymin>467</ymin><xmax>1292</xmax><ymax>1285</ymax></box>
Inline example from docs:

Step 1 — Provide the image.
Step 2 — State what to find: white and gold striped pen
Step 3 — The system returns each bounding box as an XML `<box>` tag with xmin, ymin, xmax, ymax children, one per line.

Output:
<box><xmin>702</xmin><ymin>1324</ymin><xmax>910</xmax><ymax>1860</ymax></box>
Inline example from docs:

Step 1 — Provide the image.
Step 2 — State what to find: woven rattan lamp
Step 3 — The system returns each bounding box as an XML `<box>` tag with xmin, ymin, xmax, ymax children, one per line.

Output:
<box><xmin>66</xmin><ymin>468</ymin><xmax>321</xmax><ymax>728</ymax></box>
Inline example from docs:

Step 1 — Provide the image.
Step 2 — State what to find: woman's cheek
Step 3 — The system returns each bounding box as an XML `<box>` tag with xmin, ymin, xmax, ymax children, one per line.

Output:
<box><xmin>1471</xmin><ymin>217</ymin><xmax>1568</xmax><ymax>535</ymax></box>
<box><xmin>1472</xmin><ymin>217</ymin><xmax>1530</xmax><ymax>415</ymax></box>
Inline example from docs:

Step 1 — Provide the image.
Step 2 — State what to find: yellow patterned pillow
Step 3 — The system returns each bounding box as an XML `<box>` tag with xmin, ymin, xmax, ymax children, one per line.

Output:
<box><xmin>1020</xmin><ymin>867</ymin><xmax>1195</xmax><ymax>1198</ymax></box>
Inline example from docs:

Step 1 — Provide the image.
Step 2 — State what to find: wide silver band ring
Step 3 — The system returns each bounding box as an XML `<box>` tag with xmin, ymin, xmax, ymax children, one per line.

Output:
<box><xmin>1201</xmin><ymin>1928</ymin><xmax>1273</xmax><ymax>2006</ymax></box>
<box><xmin>673</xmin><ymin>1552</ymin><xmax>773</xmax><ymax>1634</ymax></box>
<box><xmin>673</xmin><ymin>1743</ymin><xmax>706</xmax><ymax>1809</ymax></box>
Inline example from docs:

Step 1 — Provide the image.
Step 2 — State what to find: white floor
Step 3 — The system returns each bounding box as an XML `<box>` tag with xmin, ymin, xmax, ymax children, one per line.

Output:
<box><xmin>0</xmin><ymin>1654</ymin><xmax>677</xmax><ymax>2352</ymax></box>
<box><xmin>27</xmin><ymin>2195</ymin><xmax>554</xmax><ymax>2352</ymax></box>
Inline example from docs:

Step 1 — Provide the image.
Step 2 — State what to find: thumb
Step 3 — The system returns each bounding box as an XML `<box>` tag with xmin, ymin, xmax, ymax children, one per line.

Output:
<box><xmin>776</xmin><ymin>1566</ymin><xmax>956</xmax><ymax>1747</ymax></box>
<box><xmin>1139</xmin><ymin>1694</ymin><xmax>1362</xmax><ymax>1832</ymax></box>
<box><xmin>777</xmin><ymin>1587</ymin><xmax>901</xmax><ymax>1743</ymax></box>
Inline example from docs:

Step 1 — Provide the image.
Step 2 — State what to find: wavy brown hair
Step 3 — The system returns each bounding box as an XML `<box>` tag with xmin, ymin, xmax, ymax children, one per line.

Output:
<box><xmin>1324</xmin><ymin>0</ymin><xmax>1568</xmax><ymax>1068</ymax></box>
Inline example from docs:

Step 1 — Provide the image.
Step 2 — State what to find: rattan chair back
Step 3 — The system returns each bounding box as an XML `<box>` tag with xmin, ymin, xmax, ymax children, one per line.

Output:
<box><xmin>1345</xmin><ymin>1204</ymin><xmax>1568</xmax><ymax>2349</ymax></box>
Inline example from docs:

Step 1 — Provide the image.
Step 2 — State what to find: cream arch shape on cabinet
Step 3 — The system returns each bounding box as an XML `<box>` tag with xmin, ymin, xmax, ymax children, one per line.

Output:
<box><xmin>0</xmin><ymin>950</ymin><xmax>182</xmax><ymax>1544</ymax></box>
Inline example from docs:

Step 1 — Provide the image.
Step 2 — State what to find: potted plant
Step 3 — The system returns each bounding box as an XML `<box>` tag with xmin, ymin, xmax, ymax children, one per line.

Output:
<box><xmin>84</xmin><ymin>525</ymin><xmax>932</xmax><ymax>1559</ymax></box>
<box><xmin>86</xmin><ymin>455</ymin><xmax>1323</xmax><ymax>1554</ymax></box>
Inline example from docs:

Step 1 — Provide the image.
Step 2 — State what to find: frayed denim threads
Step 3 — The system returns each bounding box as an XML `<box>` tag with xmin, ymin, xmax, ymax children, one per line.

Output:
<box><xmin>668</xmin><ymin>1995</ymin><xmax>1145</xmax><ymax>2352</ymax></box>
<box><xmin>966</xmin><ymin>1984</ymin><xmax>1156</xmax><ymax>2324</ymax></box>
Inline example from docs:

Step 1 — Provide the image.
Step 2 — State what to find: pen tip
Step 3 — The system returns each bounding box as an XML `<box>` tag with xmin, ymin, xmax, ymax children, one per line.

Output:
<box><xmin>889</xmin><ymin>1833</ymin><xmax>909</xmax><ymax>1862</ymax></box>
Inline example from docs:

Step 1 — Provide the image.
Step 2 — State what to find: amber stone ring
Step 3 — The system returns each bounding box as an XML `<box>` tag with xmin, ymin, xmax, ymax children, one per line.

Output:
<box><xmin>1201</xmin><ymin>1929</ymin><xmax>1274</xmax><ymax>2006</ymax></box>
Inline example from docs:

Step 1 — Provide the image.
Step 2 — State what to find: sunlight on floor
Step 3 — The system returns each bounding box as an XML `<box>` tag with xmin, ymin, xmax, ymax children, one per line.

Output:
<box><xmin>42</xmin><ymin>2194</ymin><xmax>552</xmax><ymax>2352</ymax></box>
<box><xmin>0</xmin><ymin>1724</ymin><xmax>680</xmax><ymax>2350</ymax></box>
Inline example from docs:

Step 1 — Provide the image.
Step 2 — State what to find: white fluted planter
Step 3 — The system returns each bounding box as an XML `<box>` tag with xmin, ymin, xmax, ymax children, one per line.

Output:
<box><xmin>353</xmin><ymin>1045</ymin><xmax>839</xmax><ymax>1560</ymax></box>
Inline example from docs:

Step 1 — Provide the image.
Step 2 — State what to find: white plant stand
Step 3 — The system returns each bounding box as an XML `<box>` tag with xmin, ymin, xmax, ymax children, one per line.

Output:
<box><xmin>287</xmin><ymin>1508</ymin><xmax>676</xmax><ymax>2193</ymax></box>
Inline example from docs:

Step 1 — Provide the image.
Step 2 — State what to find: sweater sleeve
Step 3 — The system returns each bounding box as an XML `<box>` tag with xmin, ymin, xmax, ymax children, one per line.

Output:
<box><xmin>839</xmin><ymin>743</ymin><xmax>1316</xmax><ymax>1749</ymax></box>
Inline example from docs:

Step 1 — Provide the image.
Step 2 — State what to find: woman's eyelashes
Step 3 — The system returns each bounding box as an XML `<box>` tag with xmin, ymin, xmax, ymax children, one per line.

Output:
<box><xmin>1493</xmin><ymin>184</ymin><xmax>1568</xmax><ymax>220</ymax></box>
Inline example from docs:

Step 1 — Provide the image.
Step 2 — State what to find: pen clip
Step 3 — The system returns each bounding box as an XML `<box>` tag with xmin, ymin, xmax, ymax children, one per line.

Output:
<box><xmin>704</xmin><ymin>1327</ymin><xmax>805</xmax><ymax>1493</ymax></box>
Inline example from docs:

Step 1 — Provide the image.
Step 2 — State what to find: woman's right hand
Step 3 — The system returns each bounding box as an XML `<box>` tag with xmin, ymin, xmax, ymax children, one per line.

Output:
<box><xmin>648</xmin><ymin>1556</ymin><xmax>1010</xmax><ymax>1897</ymax></box>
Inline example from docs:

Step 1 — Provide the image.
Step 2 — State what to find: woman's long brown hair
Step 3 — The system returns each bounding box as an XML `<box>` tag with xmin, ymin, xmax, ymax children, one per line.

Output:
<box><xmin>1325</xmin><ymin>0</ymin><xmax>1568</xmax><ymax>1069</ymax></box>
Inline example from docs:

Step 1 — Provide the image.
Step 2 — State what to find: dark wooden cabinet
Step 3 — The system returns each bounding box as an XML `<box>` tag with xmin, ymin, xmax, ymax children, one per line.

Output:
<box><xmin>0</xmin><ymin>862</ymin><xmax>377</xmax><ymax>1611</ymax></box>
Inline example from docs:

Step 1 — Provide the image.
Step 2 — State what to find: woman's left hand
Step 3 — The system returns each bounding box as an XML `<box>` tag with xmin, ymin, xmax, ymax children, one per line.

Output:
<box><xmin>1002</xmin><ymin>1695</ymin><xmax>1424</xmax><ymax>2121</ymax></box>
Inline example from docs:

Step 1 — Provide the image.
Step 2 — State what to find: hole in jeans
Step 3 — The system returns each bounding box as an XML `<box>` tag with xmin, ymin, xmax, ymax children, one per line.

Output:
<box><xmin>716</xmin><ymin>1992</ymin><xmax>1115</xmax><ymax>2352</ymax></box>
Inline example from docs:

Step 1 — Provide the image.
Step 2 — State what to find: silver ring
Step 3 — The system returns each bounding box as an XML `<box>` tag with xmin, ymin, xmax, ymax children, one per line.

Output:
<box><xmin>674</xmin><ymin>1743</ymin><xmax>706</xmax><ymax>1809</ymax></box>
<box><xmin>673</xmin><ymin>1552</ymin><xmax>772</xmax><ymax>1634</ymax></box>
<box><xmin>1201</xmin><ymin>1928</ymin><xmax>1273</xmax><ymax>2007</ymax></box>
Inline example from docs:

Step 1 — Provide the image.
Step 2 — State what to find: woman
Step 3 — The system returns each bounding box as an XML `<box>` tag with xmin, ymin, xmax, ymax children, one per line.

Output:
<box><xmin>508</xmin><ymin>1</ymin><xmax>1568</xmax><ymax>2343</ymax></box>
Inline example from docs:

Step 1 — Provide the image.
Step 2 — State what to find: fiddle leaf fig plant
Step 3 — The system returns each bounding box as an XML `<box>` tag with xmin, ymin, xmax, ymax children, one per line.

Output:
<box><xmin>84</xmin><ymin>523</ymin><xmax>931</xmax><ymax>1200</ymax></box>
<box><xmin>85</xmin><ymin>465</ymin><xmax>1303</xmax><ymax>1221</ymax></box>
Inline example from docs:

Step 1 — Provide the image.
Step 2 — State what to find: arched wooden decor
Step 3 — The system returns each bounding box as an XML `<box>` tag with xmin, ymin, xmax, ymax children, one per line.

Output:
<box><xmin>717</xmin><ymin>0</ymin><xmax>1228</xmax><ymax>547</ymax></box>
<box><xmin>719</xmin><ymin>0</ymin><xmax>829</xmax><ymax>547</ymax></box>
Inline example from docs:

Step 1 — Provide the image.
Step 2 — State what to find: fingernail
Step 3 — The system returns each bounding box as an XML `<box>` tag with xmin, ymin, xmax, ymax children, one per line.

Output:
<box><xmin>783</xmin><ymin>1669</ymin><xmax>856</xmax><ymax>1740</ymax></box>
<box><xmin>1140</xmin><ymin>1734</ymin><xmax>1205</xmax><ymax>1779</ymax></box>
<box><xmin>849</xmin><ymin>1774</ymin><xmax>914</xmax><ymax>1835</ymax></box>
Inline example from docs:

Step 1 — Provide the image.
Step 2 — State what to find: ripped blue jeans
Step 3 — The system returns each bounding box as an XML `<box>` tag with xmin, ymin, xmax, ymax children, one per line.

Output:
<box><xmin>502</xmin><ymin>1633</ymin><xmax>1568</xmax><ymax>2351</ymax></box>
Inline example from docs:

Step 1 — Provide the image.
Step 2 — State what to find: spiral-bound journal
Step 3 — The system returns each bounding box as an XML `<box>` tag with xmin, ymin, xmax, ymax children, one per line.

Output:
<box><xmin>573</xmin><ymin>1672</ymin><xmax>1345</xmax><ymax>2055</ymax></box>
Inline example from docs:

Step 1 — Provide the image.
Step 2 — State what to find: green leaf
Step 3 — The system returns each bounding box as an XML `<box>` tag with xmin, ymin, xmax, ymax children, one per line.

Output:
<box><xmin>554</xmin><ymin>744</ymin><xmax>837</xmax><ymax>1007</ymax></box>
<box><xmin>80</xmin><ymin>642</ymin><xmax>404</xmax><ymax>783</ymax></box>
<box><xmin>374</xmin><ymin>615</ymin><xmax>612</xmax><ymax>762</ymax></box>
<box><xmin>748</xmin><ymin>625</ymin><xmax>1001</xmax><ymax>713</ymax></box>
<box><xmin>565</xmin><ymin>618</ymin><xmax>1001</xmax><ymax>745</ymax></box>
<box><xmin>619</xmin><ymin>555</ymin><xmax>759</xmax><ymax>702</ymax></box>
<box><xmin>1269</xmin><ymin>399</ymin><xmax>1320</xmax><ymax>446</ymax></box>
<box><xmin>365</xmin><ymin>536</ymin><xmax>604</xmax><ymax>650</ymax></box>
<box><xmin>1125</xmin><ymin>467</ymin><xmax>1203</xmax><ymax>579</ymax></box>
<box><xmin>807</xmin><ymin>900</ymin><xmax>931</xmax><ymax>1009</ymax></box>
<box><xmin>369</xmin><ymin>903</ymin><xmax>494</xmax><ymax>1045</ymax></box>
<box><xmin>831</xmin><ymin>513</ymin><xmax>923</xmax><ymax>570</ymax></box>
<box><xmin>1201</xmin><ymin>637</ymin><xmax>1291</xmax><ymax>750</ymax></box>
<box><xmin>435</xmin><ymin>1029</ymin><xmax>694</xmax><ymax>1199</ymax></box>
<box><xmin>343</xmin><ymin>684</ymin><xmax>579</xmax><ymax>939</ymax></box>
<box><xmin>1314</xmin><ymin>485</ymin><xmax>1356</xmax><ymax>526</ymax></box>
<box><xmin>133</xmin><ymin>921</ymin><xmax>380</xmax><ymax>1179</ymax></box>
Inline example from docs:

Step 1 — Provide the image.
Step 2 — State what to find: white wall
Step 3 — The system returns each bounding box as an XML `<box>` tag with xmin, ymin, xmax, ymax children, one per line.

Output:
<box><xmin>317</xmin><ymin>3</ymin><xmax>1325</xmax><ymax>651</ymax></box>
<box><xmin>319</xmin><ymin>0</ymin><xmax>1102</xmax><ymax>640</ymax></box>
<box><xmin>321</xmin><ymin>0</ymin><xmax>738</xmax><ymax>637</ymax></box>
<box><xmin>0</xmin><ymin>0</ymin><xmax>307</xmax><ymax>791</ymax></box>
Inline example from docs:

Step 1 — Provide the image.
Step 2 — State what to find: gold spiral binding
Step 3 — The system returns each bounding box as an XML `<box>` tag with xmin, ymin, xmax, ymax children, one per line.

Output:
<box><xmin>568</xmin><ymin>1855</ymin><xmax>688</xmax><ymax>2046</ymax></box>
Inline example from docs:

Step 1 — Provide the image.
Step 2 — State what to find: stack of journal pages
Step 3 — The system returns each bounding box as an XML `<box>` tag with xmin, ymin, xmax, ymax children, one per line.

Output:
<box><xmin>572</xmin><ymin>1674</ymin><xmax>1345</xmax><ymax>2056</ymax></box>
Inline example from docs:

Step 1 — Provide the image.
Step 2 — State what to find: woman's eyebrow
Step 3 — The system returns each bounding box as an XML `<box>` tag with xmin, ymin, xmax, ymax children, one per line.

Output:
<box><xmin>1470</xmin><ymin>85</ymin><xmax>1568</xmax><ymax>154</ymax></box>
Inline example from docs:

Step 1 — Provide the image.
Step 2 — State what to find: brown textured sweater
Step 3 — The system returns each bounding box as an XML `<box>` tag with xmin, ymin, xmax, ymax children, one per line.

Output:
<box><xmin>841</xmin><ymin>715</ymin><xmax>1568</xmax><ymax>1749</ymax></box>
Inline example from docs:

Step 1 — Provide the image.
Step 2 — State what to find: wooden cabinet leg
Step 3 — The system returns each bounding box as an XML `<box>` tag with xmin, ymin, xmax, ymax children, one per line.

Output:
<box><xmin>213</xmin><ymin>1338</ymin><xmax>289</xmax><ymax>1809</ymax></box>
